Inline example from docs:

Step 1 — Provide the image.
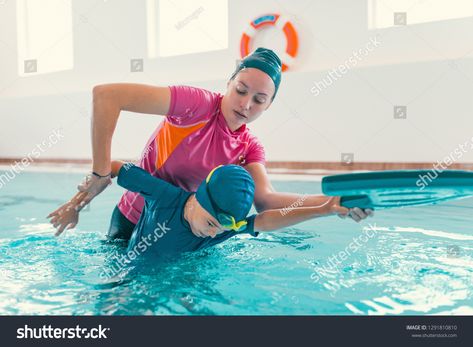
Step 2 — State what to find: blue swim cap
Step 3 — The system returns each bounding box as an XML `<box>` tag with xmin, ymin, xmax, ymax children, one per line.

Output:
<box><xmin>230</xmin><ymin>47</ymin><xmax>282</xmax><ymax>100</ymax></box>
<box><xmin>196</xmin><ymin>165</ymin><xmax>255</xmax><ymax>231</ymax></box>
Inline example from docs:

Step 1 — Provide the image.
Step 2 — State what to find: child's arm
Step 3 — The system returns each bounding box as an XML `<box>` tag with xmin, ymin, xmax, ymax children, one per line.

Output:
<box><xmin>253</xmin><ymin>196</ymin><xmax>349</xmax><ymax>232</ymax></box>
<box><xmin>114</xmin><ymin>161</ymin><xmax>180</xmax><ymax>201</ymax></box>
<box><xmin>111</xmin><ymin>160</ymin><xmax>126</xmax><ymax>178</ymax></box>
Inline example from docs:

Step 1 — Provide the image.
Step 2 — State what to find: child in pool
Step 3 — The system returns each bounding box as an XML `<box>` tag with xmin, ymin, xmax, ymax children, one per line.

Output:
<box><xmin>48</xmin><ymin>162</ymin><xmax>353</xmax><ymax>256</ymax></box>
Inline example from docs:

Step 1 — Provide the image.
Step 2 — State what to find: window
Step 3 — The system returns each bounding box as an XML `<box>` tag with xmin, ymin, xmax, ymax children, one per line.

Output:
<box><xmin>368</xmin><ymin>0</ymin><xmax>473</xmax><ymax>29</ymax></box>
<box><xmin>147</xmin><ymin>0</ymin><xmax>228</xmax><ymax>58</ymax></box>
<box><xmin>16</xmin><ymin>0</ymin><xmax>74</xmax><ymax>76</ymax></box>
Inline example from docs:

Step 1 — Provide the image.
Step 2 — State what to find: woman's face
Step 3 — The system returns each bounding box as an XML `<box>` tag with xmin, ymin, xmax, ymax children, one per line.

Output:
<box><xmin>222</xmin><ymin>68</ymin><xmax>276</xmax><ymax>131</ymax></box>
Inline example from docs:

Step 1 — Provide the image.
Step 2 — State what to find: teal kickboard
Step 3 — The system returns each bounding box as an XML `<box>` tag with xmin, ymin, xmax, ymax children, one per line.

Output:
<box><xmin>322</xmin><ymin>170</ymin><xmax>473</xmax><ymax>209</ymax></box>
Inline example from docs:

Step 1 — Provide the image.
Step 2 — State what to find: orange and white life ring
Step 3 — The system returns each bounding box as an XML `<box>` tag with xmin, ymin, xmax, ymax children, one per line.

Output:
<box><xmin>240</xmin><ymin>14</ymin><xmax>299</xmax><ymax>72</ymax></box>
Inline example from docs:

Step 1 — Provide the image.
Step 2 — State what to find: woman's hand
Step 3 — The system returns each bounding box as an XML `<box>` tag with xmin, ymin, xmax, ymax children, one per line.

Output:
<box><xmin>47</xmin><ymin>192</ymin><xmax>88</xmax><ymax>236</ymax></box>
<box><xmin>76</xmin><ymin>160</ymin><xmax>125</xmax><ymax>209</ymax></box>
<box><xmin>76</xmin><ymin>172</ymin><xmax>112</xmax><ymax>208</ymax></box>
<box><xmin>327</xmin><ymin>196</ymin><xmax>374</xmax><ymax>222</ymax></box>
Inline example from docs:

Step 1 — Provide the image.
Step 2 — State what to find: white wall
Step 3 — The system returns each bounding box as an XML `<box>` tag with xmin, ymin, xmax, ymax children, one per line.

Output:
<box><xmin>1</xmin><ymin>0</ymin><xmax>472</xmax><ymax>163</ymax></box>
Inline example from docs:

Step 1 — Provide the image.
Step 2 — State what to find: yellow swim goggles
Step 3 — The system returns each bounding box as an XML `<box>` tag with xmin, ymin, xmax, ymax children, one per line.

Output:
<box><xmin>217</xmin><ymin>213</ymin><xmax>248</xmax><ymax>232</ymax></box>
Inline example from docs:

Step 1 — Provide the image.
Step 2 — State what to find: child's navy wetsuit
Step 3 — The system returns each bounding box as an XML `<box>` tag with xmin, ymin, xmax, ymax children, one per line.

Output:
<box><xmin>117</xmin><ymin>164</ymin><xmax>259</xmax><ymax>256</ymax></box>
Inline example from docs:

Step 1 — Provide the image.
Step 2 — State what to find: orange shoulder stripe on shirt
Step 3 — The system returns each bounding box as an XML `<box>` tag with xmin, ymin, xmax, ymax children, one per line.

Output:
<box><xmin>156</xmin><ymin>120</ymin><xmax>207</xmax><ymax>169</ymax></box>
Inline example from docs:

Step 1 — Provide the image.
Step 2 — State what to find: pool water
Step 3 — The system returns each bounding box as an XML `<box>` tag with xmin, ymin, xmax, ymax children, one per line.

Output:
<box><xmin>0</xmin><ymin>170</ymin><xmax>472</xmax><ymax>315</ymax></box>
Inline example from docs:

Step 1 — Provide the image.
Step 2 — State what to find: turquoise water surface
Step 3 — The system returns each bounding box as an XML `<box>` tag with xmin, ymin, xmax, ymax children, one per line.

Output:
<box><xmin>0</xmin><ymin>170</ymin><xmax>472</xmax><ymax>315</ymax></box>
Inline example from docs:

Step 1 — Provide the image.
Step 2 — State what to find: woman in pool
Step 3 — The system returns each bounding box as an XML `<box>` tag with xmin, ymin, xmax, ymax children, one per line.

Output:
<box><xmin>50</xmin><ymin>47</ymin><xmax>372</xmax><ymax>239</ymax></box>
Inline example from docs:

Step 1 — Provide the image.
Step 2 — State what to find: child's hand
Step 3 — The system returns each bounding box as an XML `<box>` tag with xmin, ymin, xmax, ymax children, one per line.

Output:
<box><xmin>329</xmin><ymin>196</ymin><xmax>374</xmax><ymax>222</ymax></box>
<box><xmin>327</xmin><ymin>196</ymin><xmax>350</xmax><ymax>217</ymax></box>
<box><xmin>47</xmin><ymin>192</ymin><xmax>88</xmax><ymax>236</ymax></box>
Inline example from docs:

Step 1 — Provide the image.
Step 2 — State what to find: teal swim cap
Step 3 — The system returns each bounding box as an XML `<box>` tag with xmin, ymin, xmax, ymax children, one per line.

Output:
<box><xmin>196</xmin><ymin>165</ymin><xmax>255</xmax><ymax>232</ymax></box>
<box><xmin>230</xmin><ymin>47</ymin><xmax>282</xmax><ymax>100</ymax></box>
